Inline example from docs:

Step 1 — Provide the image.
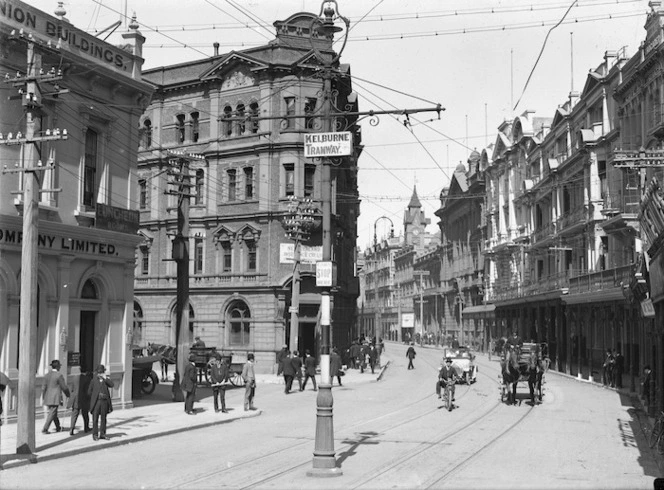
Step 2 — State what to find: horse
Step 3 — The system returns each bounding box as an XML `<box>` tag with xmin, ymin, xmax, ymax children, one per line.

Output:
<box><xmin>500</xmin><ymin>347</ymin><xmax>521</xmax><ymax>405</ymax></box>
<box><xmin>527</xmin><ymin>352</ymin><xmax>549</xmax><ymax>404</ymax></box>
<box><xmin>147</xmin><ymin>343</ymin><xmax>177</xmax><ymax>382</ymax></box>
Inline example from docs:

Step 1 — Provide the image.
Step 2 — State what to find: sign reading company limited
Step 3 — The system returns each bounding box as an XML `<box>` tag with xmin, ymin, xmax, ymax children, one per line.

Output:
<box><xmin>304</xmin><ymin>132</ymin><xmax>352</xmax><ymax>158</ymax></box>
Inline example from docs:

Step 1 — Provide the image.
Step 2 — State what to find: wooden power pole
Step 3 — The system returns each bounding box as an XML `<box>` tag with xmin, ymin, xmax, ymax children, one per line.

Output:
<box><xmin>1</xmin><ymin>32</ymin><xmax>67</xmax><ymax>455</ymax></box>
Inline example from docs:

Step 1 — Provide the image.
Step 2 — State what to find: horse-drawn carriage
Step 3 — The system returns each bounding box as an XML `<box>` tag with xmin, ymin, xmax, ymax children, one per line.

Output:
<box><xmin>499</xmin><ymin>342</ymin><xmax>549</xmax><ymax>405</ymax></box>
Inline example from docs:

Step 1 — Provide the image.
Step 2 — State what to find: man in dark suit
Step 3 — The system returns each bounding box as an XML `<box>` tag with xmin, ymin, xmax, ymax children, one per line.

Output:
<box><xmin>302</xmin><ymin>350</ymin><xmax>318</xmax><ymax>391</ymax></box>
<box><xmin>182</xmin><ymin>354</ymin><xmax>198</xmax><ymax>415</ymax></box>
<box><xmin>209</xmin><ymin>353</ymin><xmax>230</xmax><ymax>413</ymax></box>
<box><xmin>282</xmin><ymin>350</ymin><xmax>296</xmax><ymax>394</ymax></box>
<box><xmin>368</xmin><ymin>343</ymin><xmax>379</xmax><ymax>374</ymax></box>
<box><xmin>276</xmin><ymin>344</ymin><xmax>288</xmax><ymax>376</ymax></box>
<box><xmin>291</xmin><ymin>350</ymin><xmax>303</xmax><ymax>392</ymax></box>
<box><xmin>406</xmin><ymin>343</ymin><xmax>416</xmax><ymax>370</ymax></box>
<box><xmin>330</xmin><ymin>348</ymin><xmax>343</xmax><ymax>387</ymax></box>
<box><xmin>68</xmin><ymin>370</ymin><xmax>92</xmax><ymax>435</ymax></box>
<box><xmin>88</xmin><ymin>364</ymin><xmax>114</xmax><ymax>441</ymax></box>
<box><xmin>41</xmin><ymin>359</ymin><xmax>70</xmax><ymax>434</ymax></box>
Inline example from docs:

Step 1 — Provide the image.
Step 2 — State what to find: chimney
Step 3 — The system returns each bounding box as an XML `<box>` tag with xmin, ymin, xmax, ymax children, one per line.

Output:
<box><xmin>214</xmin><ymin>42</ymin><xmax>220</xmax><ymax>56</ymax></box>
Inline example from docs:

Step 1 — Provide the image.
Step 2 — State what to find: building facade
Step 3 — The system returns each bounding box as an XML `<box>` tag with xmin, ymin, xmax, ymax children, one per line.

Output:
<box><xmin>0</xmin><ymin>0</ymin><xmax>153</xmax><ymax>420</ymax></box>
<box><xmin>134</xmin><ymin>13</ymin><xmax>361</xmax><ymax>372</ymax></box>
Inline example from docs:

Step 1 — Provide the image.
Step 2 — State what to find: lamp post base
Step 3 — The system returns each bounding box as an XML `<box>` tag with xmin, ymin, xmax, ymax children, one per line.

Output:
<box><xmin>307</xmin><ymin>383</ymin><xmax>342</xmax><ymax>477</ymax></box>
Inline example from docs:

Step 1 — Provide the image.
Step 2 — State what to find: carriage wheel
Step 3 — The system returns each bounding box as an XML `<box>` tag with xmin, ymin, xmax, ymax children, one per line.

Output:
<box><xmin>445</xmin><ymin>386</ymin><xmax>453</xmax><ymax>411</ymax></box>
<box><xmin>230</xmin><ymin>372</ymin><xmax>245</xmax><ymax>387</ymax></box>
<box><xmin>141</xmin><ymin>371</ymin><xmax>159</xmax><ymax>395</ymax></box>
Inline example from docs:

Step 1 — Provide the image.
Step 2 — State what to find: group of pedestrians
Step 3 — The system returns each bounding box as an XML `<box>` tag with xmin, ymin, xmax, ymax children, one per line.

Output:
<box><xmin>603</xmin><ymin>348</ymin><xmax>625</xmax><ymax>389</ymax></box>
<box><xmin>276</xmin><ymin>346</ymin><xmax>345</xmax><ymax>393</ymax></box>
<box><xmin>348</xmin><ymin>339</ymin><xmax>381</xmax><ymax>374</ymax></box>
<box><xmin>41</xmin><ymin>359</ymin><xmax>114</xmax><ymax>442</ymax></box>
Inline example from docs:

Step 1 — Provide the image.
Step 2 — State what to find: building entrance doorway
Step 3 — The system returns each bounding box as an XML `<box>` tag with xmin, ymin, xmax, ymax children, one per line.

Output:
<box><xmin>298</xmin><ymin>303</ymin><xmax>319</xmax><ymax>357</ymax></box>
<box><xmin>80</xmin><ymin>311</ymin><xmax>96</xmax><ymax>373</ymax></box>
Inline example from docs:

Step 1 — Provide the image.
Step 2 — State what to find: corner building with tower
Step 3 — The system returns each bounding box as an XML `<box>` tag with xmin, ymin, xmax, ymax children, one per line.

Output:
<box><xmin>134</xmin><ymin>12</ymin><xmax>361</xmax><ymax>371</ymax></box>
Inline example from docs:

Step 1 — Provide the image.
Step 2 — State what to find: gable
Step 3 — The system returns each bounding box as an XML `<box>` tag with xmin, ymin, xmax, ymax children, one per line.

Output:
<box><xmin>200</xmin><ymin>52</ymin><xmax>268</xmax><ymax>83</ymax></box>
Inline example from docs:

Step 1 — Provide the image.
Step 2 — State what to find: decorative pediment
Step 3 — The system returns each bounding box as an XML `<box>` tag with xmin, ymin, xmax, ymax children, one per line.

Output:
<box><xmin>551</xmin><ymin>107</ymin><xmax>569</xmax><ymax>128</ymax></box>
<box><xmin>212</xmin><ymin>224</ymin><xmax>235</xmax><ymax>243</ymax></box>
<box><xmin>199</xmin><ymin>53</ymin><xmax>267</xmax><ymax>83</ymax></box>
<box><xmin>137</xmin><ymin>230</ymin><xmax>153</xmax><ymax>248</ymax></box>
<box><xmin>492</xmin><ymin>132</ymin><xmax>511</xmax><ymax>160</ymax></box>
<box><xmin>581</xmin><ymin>71</ymin><xmax>603</xmax><ymax>99</ymax></box>
<box><xmin>238</xmin><ymin>224</ymin><xmax>261</xmax><ymax>242</ymax></box>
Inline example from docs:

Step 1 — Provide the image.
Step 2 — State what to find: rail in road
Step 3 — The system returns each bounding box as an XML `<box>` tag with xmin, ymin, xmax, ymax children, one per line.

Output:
<box><xmin>170</xmin><ymin>347</ymin><xmax>537</xmax><ymax>489</ymax></box>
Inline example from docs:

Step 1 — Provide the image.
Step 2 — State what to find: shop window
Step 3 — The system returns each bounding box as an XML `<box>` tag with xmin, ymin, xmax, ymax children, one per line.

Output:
<box><xmin>228</xmin><ymin>300</ymin><xmax>251</xmax><ymax>346</ymax></box>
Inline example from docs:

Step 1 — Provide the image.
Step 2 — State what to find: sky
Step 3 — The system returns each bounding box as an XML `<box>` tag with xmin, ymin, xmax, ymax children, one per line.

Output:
<box><xmin>25</xmin><ymin>0</ymin><xmax>651</xmax><ymax>248</ymax></box>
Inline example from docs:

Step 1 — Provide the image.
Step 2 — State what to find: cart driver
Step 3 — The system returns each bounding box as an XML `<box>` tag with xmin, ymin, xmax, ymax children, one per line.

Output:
<box><xmin>505</xmin><ymin>330</ymin><xmax>523</xmax><ymax>356</ymax></box>
<box><xmin>436</xmin><ymin>357</ymin><xmax>459</xmax><ymax>401</ymax></box>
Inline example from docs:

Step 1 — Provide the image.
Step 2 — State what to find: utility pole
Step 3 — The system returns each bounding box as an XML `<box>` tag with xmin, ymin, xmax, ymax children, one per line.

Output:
<box><xmin>1</xmin><ymin>32</ymin><xmax>67</xmax><ymax>455</ymax></box>
<box><xmin>166</xmin><ymin>151</ymin><xmax>204</xmax><ymax>402</ymax></box>
<box><xmin>413</xmin><ymin>270</ymin><xmax>430</xmax><ymax>340</ymax></box>
<box><xmin>284</xmin><ymin>196</ymin><xmax>317</xmax><ymax>354</ymax></box>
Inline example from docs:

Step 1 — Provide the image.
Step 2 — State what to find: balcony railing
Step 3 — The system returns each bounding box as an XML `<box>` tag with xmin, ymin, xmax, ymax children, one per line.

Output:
<box><xmin>532</xmin><ymin>222</ymin><xmax>555</xmax><ymax>243</ymax></box>
<box><xmin>567</xmin><ymin>265</ymin><xmax>632</xmax><ymax>295</ymax></box>
<box><xmin>135</xmin><ymin>273</ymin><xmax>269</xmax><ymax>289</ymax></box>
<box><xmin>558</xmin><ymin>206</ymin><xmax>586</xmax><ymax>231</ymax></box>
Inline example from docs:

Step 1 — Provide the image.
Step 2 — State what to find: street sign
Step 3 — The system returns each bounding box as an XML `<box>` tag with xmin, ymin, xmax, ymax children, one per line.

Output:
<box><xmin>614</xmin><ymin>148</ymin><xmax>664</xmax><ymax>167</ymax></box>
<box><xmin>316</xmin><ymin>261</ymin><xmax>337</xmax><ymax>287</ymax></box>
<box><xmin>289</xmin><ymin>306</ymin><xmax>298</xmax><ymax>314</ymax></box>
<box><xmin>304</xmin><ymin>132</ymin><xmax>352</xmax><ymax>158</ymax></box>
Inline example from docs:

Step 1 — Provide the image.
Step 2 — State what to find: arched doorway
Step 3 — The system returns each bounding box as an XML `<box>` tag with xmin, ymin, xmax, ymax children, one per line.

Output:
<box><xmin>79</xmin><ymin>279</ymin><xmax>99</xmax><ymax>373</ymax></box>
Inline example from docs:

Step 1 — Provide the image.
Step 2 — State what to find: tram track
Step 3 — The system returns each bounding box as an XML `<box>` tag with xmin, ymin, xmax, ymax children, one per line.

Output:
<box><xmin>171</xmin><ymin>350</ymin><xmax>534</xmax><ymax>489</ymax></box>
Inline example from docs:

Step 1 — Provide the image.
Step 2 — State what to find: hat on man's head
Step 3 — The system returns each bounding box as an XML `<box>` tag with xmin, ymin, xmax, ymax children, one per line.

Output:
<box><xmin>50</xmin><ymin>360</ymin><xmax>61</xmax><ymax>368</ymax></box>
<box><xmin>445</xmin><ymin>357</ymin><xmax>453</xmax><ymax>363</ymax></box>
<box><xmin>96</xmin><ymin>364</ymin><xmax>106</xmax><ymax>373</ymax></box>
<box><xmin>247</xmin><ymin>353</ymin><xmax>255</xmax><ymax>361</ymax></box>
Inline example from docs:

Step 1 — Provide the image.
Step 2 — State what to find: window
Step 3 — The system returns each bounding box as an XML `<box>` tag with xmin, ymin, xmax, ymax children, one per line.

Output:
<box><xmin>223</xmin><ymin>106</ymin><xmax>233</xmax><ymax>136</ymax></box>
<box><xmin>244</xmin><ymin>167</ymin><xmax>254</xmax><ymax>200</ymax></box>
<box><xmin>139</xmin><ymin>179</ymin><xmax>148</xmax><ymax>209</ymax></box>
<box><xmin>143</xmin><ymin>119</ymin><xmax>152</xmax><ymax>148</ymax></box>
<box><xmin>176</xmin><ymin>114</ymin><xmax>185</xmax><ymax>143</ymax></box>
<box><xmin>191</xmin><ymin>112</ymin><xmax>199</xmax><ymax>142</ymax></box>
<box><xmin>305</xmin><ymin>97</ymin><xmax>317</xmax><ymax>129</ymax></box>
<box><xmin>304</xmin><ymin>164</ymin><xmax>315</xmax><ymax>197</ymax></box>
<box><xmin>133</xmin><ymin>301</ymin><xmax>144</xmax><ymax>346</ymax></box>
<box><xmin>236</xmin><ymin>103</ymin><xmax>246</xmax><ymax>135</ymax></box>
<box><xmin>221</xmin><ymin>241</ymin><xmax>232</xmax><ymax>272</ymax></box>
<box><xmin>284</xmin><ymin>164</ymin><xmax>294</xmax><ymax>196</ymax></box>
<box><xmin>228</xmin><ymin>169</ymin><xmax>237</xmax><ymax>201</ymax></box>
<box><xmin>195</xmin><ymin>169</ymin><xmax>204</xmax><ymax>205</ymax></box>
<box><xmin>249</xmin><ymin>102</ymin><xmax>259</xmax><ymax>133</ymax></box>
<box><xmin>83</xmin><ymin>128</ymin><xmax>98</xmax><ymax>208</ymax></box>
<box><xmin>284</xmin><ymin>97</ymin><xmax>295</xmax><ymax>129</ymax></box>
<box><xmin>228</xmin><ymin>300</ymin><xmax>251</xmax><ymax>346</ymax></box>
<box><xmin>194</xmin><ymin>237</ymin><xmax>204</xmax><ymax>274</ymax></box>
<box><xmin>246</xmin><ymin>239</ymin><xmax>257</xmax><ymax>271</ymax></box>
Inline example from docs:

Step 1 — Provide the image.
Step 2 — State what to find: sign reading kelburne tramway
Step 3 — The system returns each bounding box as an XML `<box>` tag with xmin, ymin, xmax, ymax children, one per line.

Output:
<box><xmin>304</xmin><ymin>132</ymin><xmax>352</xmax><ymax>158</ymax></box>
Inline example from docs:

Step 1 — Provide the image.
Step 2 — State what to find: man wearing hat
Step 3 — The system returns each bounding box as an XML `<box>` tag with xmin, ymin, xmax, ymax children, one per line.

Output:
<box><xmin>182</xmin><ymin>353</ymin><xmax>198</xmax><ymax>415</ymax></box>
<box><xmin>436</xmin><ymin>357</ymin><xmax>459</xmax><ymax>402</ymax></box>
<box><xmin>209</xmin><ymin>353</ymin><xmax>230</xmax><ymax>413</ymax></box>
<box><xmin>88</xmin><ymin>364</ymin><xmax>114</xmax><ymax>440</ymax></box>
<box><xmin>41</xmin><ymin>359</ymin><xmax>70</xmax><ymax>434</ymax></box>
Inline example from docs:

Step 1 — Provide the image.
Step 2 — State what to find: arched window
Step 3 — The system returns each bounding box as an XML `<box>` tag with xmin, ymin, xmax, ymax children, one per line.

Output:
<box><xmin>143</xmin><ymin>119</ymin><xmax>152</xmax><ymax>148</ymax></box>
<box><xmin>249</xmin><ymin>101</ymin><xmax>259</xmax><ymax>133</ymax></box>
<box><xmin>223</xmin><ymin>106</ymin><xmax>233</xmax><ymax>136</ymax></box>
<box><xmin>81</xmin><ymin>279</ymin><xmax>98</xmax><ymax>299</ymax></box>
<box><xmin>227</xmin><ymin>300</ymin><xmax>251</xmax><ymax>346</ymax></box>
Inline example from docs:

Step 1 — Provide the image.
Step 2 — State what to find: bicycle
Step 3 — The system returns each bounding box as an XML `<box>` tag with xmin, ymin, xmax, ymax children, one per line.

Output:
<box><xmin>648</xmin><ymin>410</ymin><xmax>664</xmax><ymax>454</ymax></box>
<box><xmin>442</xmin><ymin>378</ymin><xmax>457</xmax><ymax>412</ymax></box>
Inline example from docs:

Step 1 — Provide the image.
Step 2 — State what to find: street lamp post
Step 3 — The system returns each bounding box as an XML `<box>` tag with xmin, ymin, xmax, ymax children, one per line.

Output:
<box><xmin>307</xmin><ymin>1</ymin><xmax>349</xmax><ymax>477</ymax></box>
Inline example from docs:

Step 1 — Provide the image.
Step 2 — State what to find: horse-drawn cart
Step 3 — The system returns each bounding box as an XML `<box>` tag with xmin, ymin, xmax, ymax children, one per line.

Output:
<box><xmin>188</xmin><ymin>349</ymin><xmax>246</xmax><ymax>387</ymax></box>
<box><xmin>132</xmin><ymin>355</ymin><xmax>160</xmax><ymax>395</ymax></box>
<box><xmin>499</xmin><ymin>342</ymin><xmax>548</xmax><ymax>405</ymax></box>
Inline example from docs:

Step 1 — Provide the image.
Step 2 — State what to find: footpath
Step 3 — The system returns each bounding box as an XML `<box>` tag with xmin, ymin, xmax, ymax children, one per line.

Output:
<box><xmin>0</xmin><ymin>356</ymin><xmax>390</xmax><ymax>471</ymax></box>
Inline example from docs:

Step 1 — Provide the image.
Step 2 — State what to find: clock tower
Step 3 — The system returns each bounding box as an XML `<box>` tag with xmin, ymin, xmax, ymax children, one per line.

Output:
<box><xmin>404</xmin><ymin>186</ymin><xmax>430</xmax><ymax>248</ymax></box>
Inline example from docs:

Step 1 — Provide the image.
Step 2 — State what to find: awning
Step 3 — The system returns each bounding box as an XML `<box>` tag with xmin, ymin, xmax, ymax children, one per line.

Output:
<box><xmin>462</xmin><ymin>304</ymin><xmax>495</xmax><ymax>318</ymax></box>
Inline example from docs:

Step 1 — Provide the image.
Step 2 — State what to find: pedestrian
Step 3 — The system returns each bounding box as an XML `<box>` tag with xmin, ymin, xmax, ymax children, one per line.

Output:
<box><xmin>210</xmin><ymin>353</ymin><xmax>230</xmax><ymax>413</ymax></box>
<box><xmin>242</xmin><ymin>353</ymin><xmax>257</xmax><ymax>410</ymax></box>
<box><xmin>41</xmin><ymin>359</ymin><xmax>70</xmax><ymax>434</ymax></box>
<box><xmin>642</xmin><ymin>365</ymin><xmax>653</xmax><ymax>411</ymax></box>
<box><xmin>88</xmin><ymin>364</ymin><xmax>114</xmax><ymax>441</ymax></box>
<box><xmin>191</xmin><ymin>336</ymin><xmax>206</xmax><ymax>348</ymax></box>
<box><xmin>0</xmin><ymin>371</ymin><xmax>7</xmax><ymax>427</ymax></box>
<box><xmin>368</xmin><ymin>343</ymin><xmax>378</xmax><ymax>374</ymax></box>
<box><xmin>603</xmin><ymin>348</ymin><xmax>615</xmax><ymax>387</ymax></box>
<box><xmin>349</xmin><ymin>341</ymin><xmax>361</xmax><ymax>369</ymax></box>
<box><xmin>613</xmin><ymin>349</ymin><xmax>624</xmax><ymax>389</ymax></box>
<box><xmin>291</xmin><ymin>350</ymin><xmax>303</xmax><ymax>392</ymax></box>
<box><xmin>406</xmin><ymin>343</ymin><xmax>416</xmax><ymax>370</ymax></box>
<box><xmin>276</xmin><ymin>344</ymin><xmax>288</xmax><ymax>376</ymax></box>
<box><xmin>68</xmin><ymin>369</ymin><xmax>92</xmax><ymax>435</ymax></box>
<box><xmin>282</xmin><ymin>350</ymin><xmax>296</xmax><ymax>393</ymax></box>
<box><xmin>182</xmin><ymin>353</ymin><xmax>198</xmax><ymax>415</ymax></box>
<box><xmin>330</xmin><ymin>348</ymin><xmax>343</xmax><ymax>387</ymax></box>
<box><xmin>302</xmin><ymin>350</ymin><xmax>318</xmax><ymax>391</ymax></box>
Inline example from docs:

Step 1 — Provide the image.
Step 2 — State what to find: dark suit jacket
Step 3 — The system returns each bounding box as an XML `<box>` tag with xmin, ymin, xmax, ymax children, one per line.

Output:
<box><xmin>406</xmin><ymin>346</ymin><xmax>416</xmax><ymax>359</ymax></box>
<box><xmin>210</xmin><ymin>361</ymin><xmax>229</xmax><ymax>384</ymax></box>
<box><xmin>67</xmin><ymin>372</ymin><xmax>92</xmax><ymax>411</ymax></box>
<box><xmin>282</xmin><ymin>356</ymin><xmax>297</xmax><ymax>377</ymax></box>
<box><xmin>330</xmin><ymin>352</ymin><xmax>342</xmax><ymax>374</ymax></box>
<box><xmin>291</xmin><ymin>356</ymin><xmax>303</xmax><ymax>378</ymax></box>
<box><xmin>42</xmin><ymin>370</ymin><xmax>70</xmax><ymax>406</ymax></box>
<box><xmin>304</xmin><ymin>355</ymin><xmax>317</xmax><ymax>375</ymax></box>
<box><xmin>88</xmin><ymin>374</ymin><xmax>114</xmax><ymax>413</ymax></box>
<box><xmin>181</xmin><ymin>362</ymin><xmax>197</xmax><ymax>392</ymax></box>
